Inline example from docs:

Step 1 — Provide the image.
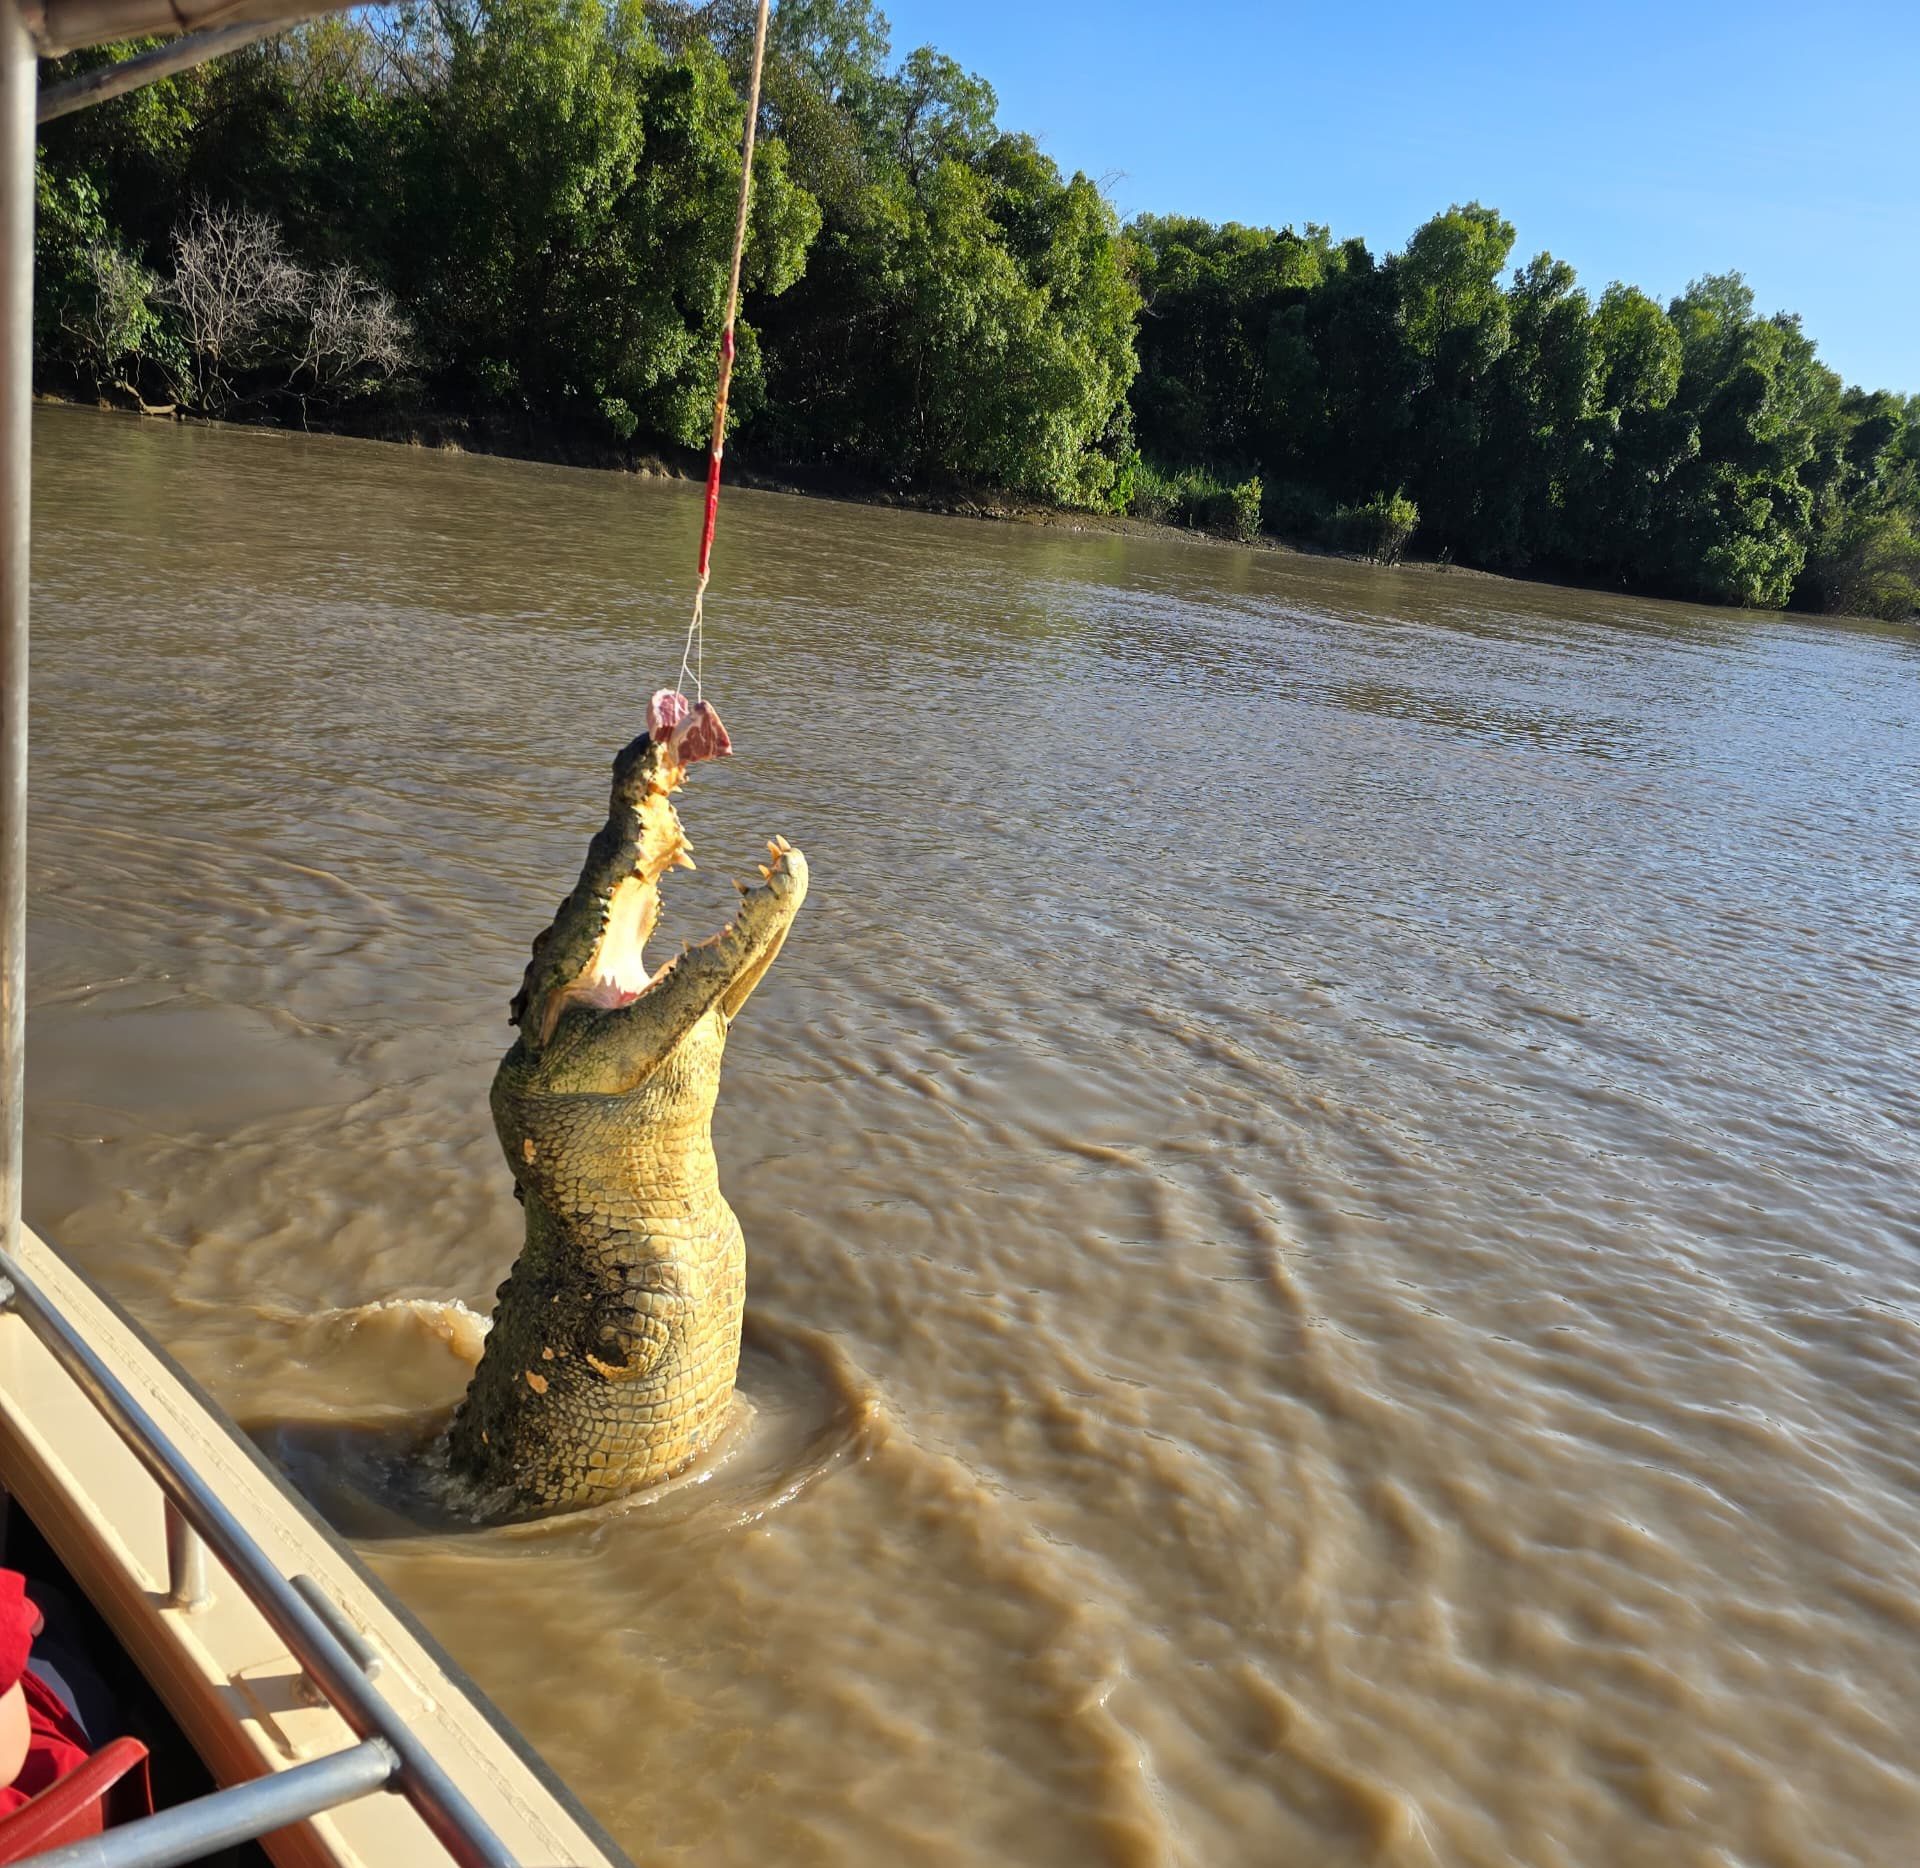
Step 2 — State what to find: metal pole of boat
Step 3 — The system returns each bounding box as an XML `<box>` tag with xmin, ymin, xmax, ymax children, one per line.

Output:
<box><xmin>292</xmin><ymin>1571</ymin><xmax>383</xmax><ymax>1679</ymax></box>
<box><xmin>26</xmin><ymin>1736</ymin><xmax>400</xmax><ymax>1868</ymax></box>
<box><xmin>0</xmin><ymin>0</ymin><xmax>33</xmax><ymax>1269</ymax></box>
<box><xmin>164</xmin><ymin>1498</ymin><xmax>212</xmax><ymax>1612</ymax></box>
<box><xmin>36</xmin><ymin>15</ymin><xmax>327</xmax><ymax>122</ymax></box>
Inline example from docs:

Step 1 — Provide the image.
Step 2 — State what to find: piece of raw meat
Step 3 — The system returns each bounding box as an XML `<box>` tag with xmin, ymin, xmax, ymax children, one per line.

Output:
<box><xmin>648</xmin><ymin>688</ymin><xmax>732</xmax><ymax>763</ymax></box>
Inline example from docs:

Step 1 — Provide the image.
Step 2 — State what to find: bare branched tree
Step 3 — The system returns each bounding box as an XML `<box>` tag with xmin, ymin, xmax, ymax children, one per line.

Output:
<box><xmin>163</xmin><ymin>200</ymin><xmax>309</xmax><ymax>412</ymax></box>
<box><xmin>298</xmin><ymin>262</ymin><xmax>414</xmax><ymax>398</ymax></box>
<box><xmin>159</xmin><ymin>201</ymin><xmax>413</xmax><ymax>421</ymax></box>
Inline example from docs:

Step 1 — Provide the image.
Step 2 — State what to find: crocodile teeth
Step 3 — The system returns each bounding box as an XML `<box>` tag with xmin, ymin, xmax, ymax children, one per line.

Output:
<box><xmin>774</xmin><ymin>835</ymin><xmax>792</xmax><ymax>853</ymax></box>
<box><xmin>756</xmin><ymin>863</ymin><xmax>772</xmax><ymax>881</ymax></box>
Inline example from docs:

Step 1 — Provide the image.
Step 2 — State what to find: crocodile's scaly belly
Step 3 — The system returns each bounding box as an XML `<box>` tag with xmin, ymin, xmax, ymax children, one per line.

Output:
<box><xmin>449</xmin><ymin>1010</ymin><xmax>746</xmax><ymax>1515</ymax></box>
<box><xmin>472</xmin><ymin>1208</ymin><xmax>744</xmax><ymax>1505</ymax></box>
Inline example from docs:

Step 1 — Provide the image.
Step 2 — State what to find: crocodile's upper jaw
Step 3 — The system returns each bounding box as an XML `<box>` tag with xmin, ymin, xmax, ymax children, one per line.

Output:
<box><xmin>528</xmin><ymin>764</ymin><xmax>688</xmax><ymax>1044</ymax></box>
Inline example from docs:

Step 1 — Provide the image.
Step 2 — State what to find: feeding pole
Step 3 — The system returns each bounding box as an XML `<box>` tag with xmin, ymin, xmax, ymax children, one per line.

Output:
<box><xmin>0</xmin><ymin>0</ymin><xmax>33</xmax><ymax>1264</ymax></box>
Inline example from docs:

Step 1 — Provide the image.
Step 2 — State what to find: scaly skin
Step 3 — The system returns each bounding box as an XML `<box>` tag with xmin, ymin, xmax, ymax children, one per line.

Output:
<box><xmin>446</xmin><ymin>730</ymin><xmax>806</xmax><ymax>1519</ymax></box>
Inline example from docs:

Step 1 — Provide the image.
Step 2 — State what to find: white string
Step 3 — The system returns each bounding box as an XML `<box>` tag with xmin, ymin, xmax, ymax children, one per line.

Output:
<box><xmin>676</xmin><ymin>575</ymin><xmax>707</xmax><ymax>701</ymax></box>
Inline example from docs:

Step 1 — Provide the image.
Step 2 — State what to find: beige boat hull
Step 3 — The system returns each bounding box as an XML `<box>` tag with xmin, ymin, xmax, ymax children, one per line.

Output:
<box><xmin>0</xmin><ymin>1225</ymin><xmax>629</xmax><ymax>1868</ymax></box>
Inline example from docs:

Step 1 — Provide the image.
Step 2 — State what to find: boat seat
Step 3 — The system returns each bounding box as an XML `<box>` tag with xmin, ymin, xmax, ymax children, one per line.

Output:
<box><xmin>0</xmin><ymin>1735</ymin><xmax>152</xmax><ymax>1861</ymax></box>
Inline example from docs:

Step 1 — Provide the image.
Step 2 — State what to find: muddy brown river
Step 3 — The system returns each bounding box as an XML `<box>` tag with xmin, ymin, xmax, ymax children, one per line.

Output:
<box><xmin>19</xmin><ymin>404</ymin><xmax>1920</xmax><ymax>1866</ymax></box>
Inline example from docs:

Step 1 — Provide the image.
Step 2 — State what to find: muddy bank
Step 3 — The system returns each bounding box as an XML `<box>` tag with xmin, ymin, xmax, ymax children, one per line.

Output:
<box><xmin>46</xmin><ymin>387</ymin><xmax>1812</xmax><ymax>615</ymax></box>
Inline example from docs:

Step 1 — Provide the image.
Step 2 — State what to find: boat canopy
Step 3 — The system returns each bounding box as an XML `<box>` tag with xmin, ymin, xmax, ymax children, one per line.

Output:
<box><xmin>25</xmin><ymin>0</ymin><xmax>362</xmax><ymax>59</ymax></box>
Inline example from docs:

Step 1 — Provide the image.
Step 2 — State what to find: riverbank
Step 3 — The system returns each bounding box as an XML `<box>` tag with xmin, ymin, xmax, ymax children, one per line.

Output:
<box><xmin>35</xmin><ymin>386</ymin><xmax>1382</xmax><ymax>561</ymax></box>
<box><xmin>34</xmin><ymin>0</ymin><xmax>1919</xmax><ymax>631</ymax></box>
<box><xmin>42</xmin><ymin>391</ymin><xmax>1910</xmax><ymax>626</ymax></box>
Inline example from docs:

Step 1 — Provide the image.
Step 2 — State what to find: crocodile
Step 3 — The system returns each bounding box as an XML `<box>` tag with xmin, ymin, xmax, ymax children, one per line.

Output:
<box><xmin>446</xmin><ymin>699</ymin><xmax>806</xmax><ymax>1519</ymax></box>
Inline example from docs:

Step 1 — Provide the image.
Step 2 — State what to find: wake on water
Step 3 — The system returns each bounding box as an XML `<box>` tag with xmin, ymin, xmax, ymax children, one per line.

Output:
<box><xmin>245</xmin><ymin>1297</ymin><xmax>881</xmax><ymax>1546</ymax></box>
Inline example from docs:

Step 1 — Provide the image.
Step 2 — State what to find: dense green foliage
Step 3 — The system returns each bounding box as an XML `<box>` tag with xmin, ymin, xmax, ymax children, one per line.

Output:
<box><xmin>32</xmin><ymin>0</ymin><xmax>1919</xmax><ymax>618</ymax></box>
<box><xmin>1128</xmin><ymin>460</ymin><xmax>1261</xmax><ymax>539</ymax></box>
<box><xmin>1332</xmin><ymin>490</ymin><xmax>1419</xmax><ymax>566</ymax></box>
<box><xmin>1128</xmin><ymin>210</ymin><xmax>1919</xmax><ymax>616</ymax></box>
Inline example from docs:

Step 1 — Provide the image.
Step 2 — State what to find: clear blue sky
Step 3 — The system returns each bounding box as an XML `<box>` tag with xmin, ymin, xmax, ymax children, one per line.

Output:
<box><xmin>876</xmin><ymin>0</ymin><xmax>1919</xmax><ymax>395</ymax></box>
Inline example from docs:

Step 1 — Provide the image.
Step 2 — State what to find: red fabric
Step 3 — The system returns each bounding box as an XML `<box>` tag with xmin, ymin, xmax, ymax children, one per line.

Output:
<box><xmin>0</xmin><ymin>1577</ymin><xmax>31</xmax><ymax>1700</ymax></box>
<box><xmin>0</xmin><ymin>1670</ymin><xmax>93</xmax><ymax>1816</ymax></box>
<box><xmin>696</xmin><ymin>326</ymin><xmax>737</xmax><ymax>579</ymax></box>
<box><xmin>698</xmin><ymin>445</ymin><xmax>724</xmax><ymax>578</ymax></box>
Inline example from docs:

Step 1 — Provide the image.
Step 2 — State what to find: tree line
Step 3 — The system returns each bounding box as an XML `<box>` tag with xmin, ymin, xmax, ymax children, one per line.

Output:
<box><xmin>32</xmin><ymin>0</ymin><xmax>1920</xmax><ymax>620</ymax></box>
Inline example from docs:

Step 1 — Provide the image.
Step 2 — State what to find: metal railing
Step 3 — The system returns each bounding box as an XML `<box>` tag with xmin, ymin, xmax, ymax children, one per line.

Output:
<box><xmin>30</xmin><ymin>1741</ymin><xmax>398</xmax><ymax>1868</ymax></box>
<box><xmin>0</xmin><ymin>1253</ymin><xmax>521</xmax><ymax>1868</ymax></box>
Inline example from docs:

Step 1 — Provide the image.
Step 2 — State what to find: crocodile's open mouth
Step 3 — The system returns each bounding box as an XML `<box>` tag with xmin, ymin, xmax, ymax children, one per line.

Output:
<box><xmin>560</xmin><ymin>780</ymin><xmax>684</xmax><ymax>1024</ymax></box>
<box><xmin>574</xmin><ymin>776</ymin><xmax>797</xmax><ymax>1004</ymax></box>
<box><xmin>526</xmin><ymin>720</ymin><xmax>799</xmax><ymax>1046</ymax></box>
